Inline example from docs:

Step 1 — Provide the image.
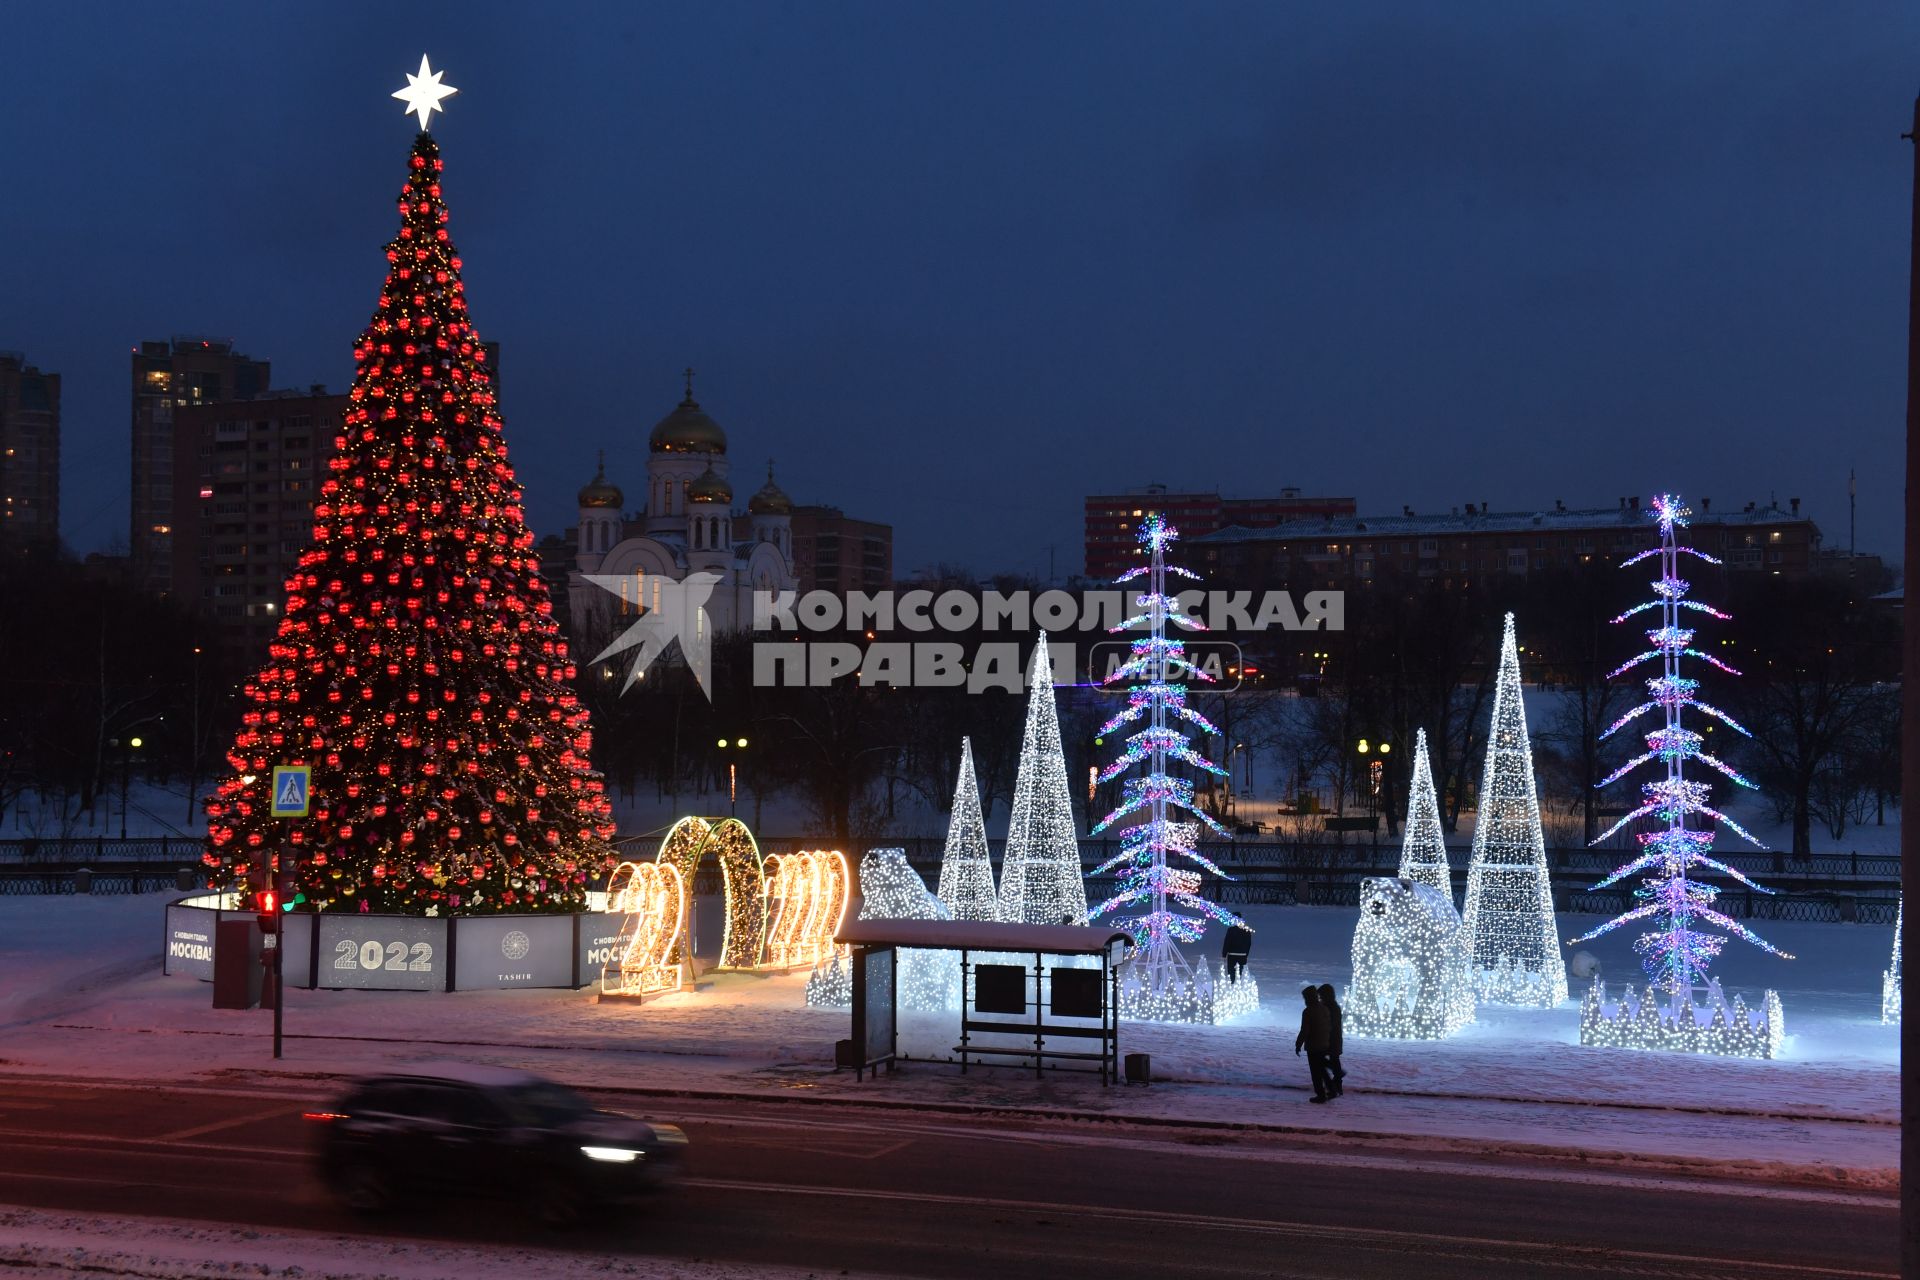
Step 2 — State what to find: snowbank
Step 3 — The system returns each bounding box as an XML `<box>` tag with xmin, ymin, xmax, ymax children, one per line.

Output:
<box><xmin>0</xmin><ymin>1207</ymin><xmax>849</xmax><ymax>1280</ymax></box>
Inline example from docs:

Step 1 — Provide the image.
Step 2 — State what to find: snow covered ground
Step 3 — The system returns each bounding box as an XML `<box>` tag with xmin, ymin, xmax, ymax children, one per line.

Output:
<box><xmin>0</xmin><ymin>1207</ymin><xmax>861</xmax><ymax>1280</ymax></box>
<box><xmin>0</xmin><ymin>893</ymin><xmax>1897</xmax><ymax>1188</ymax></box>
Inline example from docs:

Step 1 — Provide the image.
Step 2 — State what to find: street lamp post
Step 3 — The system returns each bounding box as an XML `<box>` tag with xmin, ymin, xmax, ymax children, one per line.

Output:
<box><xmin>1356</xmin><ymin>738</ymin><xmax>1391</xmax><ymax>849</ymax></box>
<box><xmin>717</xmin><ymin>737</ymin><xmax>748</xmax><ymax>818</ymax></box>
<box><xmin>185</xmin><ymin>645</ymin><xmax>202</xmax><ymax>825</ymax></box>
<box><xmin>112</xmin><ymin>736</ymin><xmax>144</xmax><ymax>839</ymax></box>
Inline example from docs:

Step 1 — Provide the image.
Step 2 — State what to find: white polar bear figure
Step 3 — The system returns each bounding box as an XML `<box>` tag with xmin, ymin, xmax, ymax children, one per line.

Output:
<box><xmin>1345</xmin><ymin>876</ymin><xmax>1474</xmax><ymax>1041</ymax></box>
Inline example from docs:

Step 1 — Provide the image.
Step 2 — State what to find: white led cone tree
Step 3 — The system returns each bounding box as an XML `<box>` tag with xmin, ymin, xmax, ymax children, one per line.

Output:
<box><xmin>1570</xmin><ymin>495</ymin><xmax>1792</xmax><ymax>1059</ymax></box>
<box><xmin>1398</xmin><ymin>729</ymin><xmax>1452</xmax><ymax>904</ymax></box>
<box><xmin>1460</xmin><ymin>614</ymin><xmax>1568</xmax><ymax>1007</ymax></box>
<box><xmin>996</xmin><ymin>633</ymin><xmax>1089</xmax><ymax>927</ymax></box>
<box><xmin>936</xmin><ymin>736</ymin><xmax>998</xmax><ymax>922</ymax></box>
<box><xmin>1086</xmin><ymin>514</ymin><xmax>1255</xmax><ymax>1024</ymax></box>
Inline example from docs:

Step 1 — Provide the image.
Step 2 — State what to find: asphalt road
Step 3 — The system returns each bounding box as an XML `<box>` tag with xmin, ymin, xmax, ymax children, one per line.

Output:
<box><xmin>0</xmin><ymin>1076</ymin><xmax>1896</xmax><ymax>1279</ymax></box>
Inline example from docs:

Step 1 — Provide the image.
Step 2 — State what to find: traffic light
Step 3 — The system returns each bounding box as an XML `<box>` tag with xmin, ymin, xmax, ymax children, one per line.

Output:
<box><xmin>254</xmin><ymin>889</ymin><xmax>279</xmax><ymax>932</ymax></box>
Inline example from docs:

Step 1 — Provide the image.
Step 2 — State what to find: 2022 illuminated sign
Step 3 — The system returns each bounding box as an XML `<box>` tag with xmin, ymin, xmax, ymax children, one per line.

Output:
<box><xmin>333</xmin><ymin>938</ymin><xmax>436</xmax><ymax>973</ymax></box>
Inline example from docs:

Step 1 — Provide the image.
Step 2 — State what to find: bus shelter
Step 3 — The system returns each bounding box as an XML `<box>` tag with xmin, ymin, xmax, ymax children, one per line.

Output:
<box><xmin>834</xmin><ymin>919</ymin><xmax>1132</xmax><ymax>1084</ymax></box>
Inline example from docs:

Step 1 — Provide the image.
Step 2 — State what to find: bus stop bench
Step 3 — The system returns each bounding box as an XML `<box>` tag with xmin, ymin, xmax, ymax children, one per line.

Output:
<box><xmin>957</xmin><ymin>1019</ymin><xmax>1114</xmax><ymax>1077</ymax></box>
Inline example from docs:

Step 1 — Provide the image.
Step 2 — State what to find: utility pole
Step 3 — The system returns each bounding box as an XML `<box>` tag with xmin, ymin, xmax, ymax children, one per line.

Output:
<box><xmin>1898</xmin><ymin>88</ymin><xmax>1918</xmax><ymax>1279</ymax></box>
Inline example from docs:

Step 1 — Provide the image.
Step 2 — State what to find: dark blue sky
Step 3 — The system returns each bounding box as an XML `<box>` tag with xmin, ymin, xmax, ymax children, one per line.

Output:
<box><xmin>3</xmin><ymin>2</ymin><xmax>1915</xmax><ymax>576</ymax></box>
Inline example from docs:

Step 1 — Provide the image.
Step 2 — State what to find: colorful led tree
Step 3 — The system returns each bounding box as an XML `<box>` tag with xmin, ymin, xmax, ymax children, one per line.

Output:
<box><xmin>936</xmin><ymin>736</ymin><xmax>998</xmax><ymax>921</ymax></box>
<box><xmin>1398</xmin><ymin>729</ymin><xmax>1452</xmax><ymax>903</ymax></box>
<box><xmin>1883</xmin><ymin>896</ymin><xmax>1901</xmax><ymax>1026</ymax></box>
<box><xmin>996</xmin><ymin>633</ymin><xmax>1089</xmax><ymax>927</ymax></box>
<box><xmin>1087</xmin><ymin>514</ymin><xmax>1254</xmax><ymax>1023</ymax></box>
<box><xmin>1571</xmin><ymin>495</ymin><xmax>1792</xmax><ymax>1058</ymax></box>
<box><xmin>202</xmin><ymin>113</ymin><xmax>615</xmax><ymax>915</ymax></box>
<box><xmin>1460</xmin><ymin>614</ymin><xmax>1567</xmax><ymax>1006</ymax></box>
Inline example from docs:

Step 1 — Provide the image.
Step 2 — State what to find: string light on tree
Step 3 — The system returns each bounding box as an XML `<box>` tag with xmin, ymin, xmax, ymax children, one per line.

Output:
<box><xmin>1459</xmin><ymin>614</ymin><xmax>1568</xmax><ymax>1007</ymax></box>
<box><xmin>996</xmin><ymin>633</ymin><xmax>1089</xmax><ymax>928</ymax></box>
<box><xmin>1570</xmin><ymin>495</ymin><xmax>1791</xmax><ymax>1058</ymax></box>
<box><xmin>1397</xmin><ymin>729</ymin><xmax>1452</xmax><ymax>904</ymax></box>
<box><xmin>936</xmin><ymin>737</ymin><xmax>998</xmax><ymax>922</ymax></box>
<box><xmin>202</xmin><ymin>66</ymin><xmax>616</xmax><ymax>915</ymax></box>
<box><xmin>1086</xmin><ymin>514</ymin><xmax>1254</xmax><ymax>1024</ymax></box>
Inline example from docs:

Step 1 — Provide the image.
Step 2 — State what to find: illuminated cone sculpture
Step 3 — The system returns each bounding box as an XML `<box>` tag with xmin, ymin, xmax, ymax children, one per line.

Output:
<box><xmin>1459</xmin><ymin>614</ymin><xmax>1567</xmax><ymax>1006</ymax></box>
<box><xmin>1397</xmin><ymin>728</ymin><xmax>1452</xmax><ymax>904</ymax></box>
<box><xmin>936</xmin><ymin>737</ymin><xmax>998</xmax><ymax>921</ymax></box>
<box><xmin>202</xmin><ymin>131</ymin><xmax>616</xmax><ymax>915</ymax></box>
<box><xmin>996</xmin><ymin>633</ymin><xmax>1088</xmax><ymax>926</ymax></box>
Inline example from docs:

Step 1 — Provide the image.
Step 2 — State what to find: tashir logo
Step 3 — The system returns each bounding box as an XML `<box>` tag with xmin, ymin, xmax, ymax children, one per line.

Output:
<box><xmin>585</xmin><ymin>571</ymin><xmax>720</xmax><ymax>701</ymax></box>
<box><xmin>501</xmin><ymin>930</ymin><xmax>531</xmax><ymax>961</ymax></box>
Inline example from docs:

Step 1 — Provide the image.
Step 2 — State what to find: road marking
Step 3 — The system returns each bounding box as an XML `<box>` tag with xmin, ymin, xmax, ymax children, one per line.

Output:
<box><xmin>680</xmin><ymin>1176</ymin><xmax>1896</xmax><ymax>1278</ymax></box>
<box><xmin>0</xmin><ymin>1128</ymin><xmax>305</xmax><ymax>1161</ymax></box>
<box><xmin>668</xmin><ymin>1107</ymin><xmax>1896</xmax><ymax>1208</ymax></box>
<box><xmin>717</xmin><ymin>1129</ymin><xmax>913</xmax><ymax>1160</ymax></box>
<box><xmin>155</xmin><ymin>1103</ymin><xmax>293</xmax><ymax>1143</ymax></box>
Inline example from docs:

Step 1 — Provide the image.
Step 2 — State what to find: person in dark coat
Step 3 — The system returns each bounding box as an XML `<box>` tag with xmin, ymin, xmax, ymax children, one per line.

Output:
<box><xmin>1293</xmin><ymin>985</ymin><xmax>1333</xmax><ymax>1101</ymax></box>
<box><xmin>1317</xmin><ymin>982</ymin><xmax>1344</xmax><ymax>1096</ymax></box>
<box><xmin>1221</xmin><ymin>925</ymin><xmax>1253</xmax><ymax>983</ymax></box>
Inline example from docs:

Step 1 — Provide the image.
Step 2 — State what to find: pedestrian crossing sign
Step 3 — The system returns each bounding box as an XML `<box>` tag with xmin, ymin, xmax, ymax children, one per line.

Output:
<box><xmin>270</xmin><ymin>766</ymin><xmax>311</xmax><ymax>818</ymax></box>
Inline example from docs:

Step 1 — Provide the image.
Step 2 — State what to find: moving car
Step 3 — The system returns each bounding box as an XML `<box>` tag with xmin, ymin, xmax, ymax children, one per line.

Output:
<box><xmin>307</xmin><ymin>1062</ymin><xmax>688</xmax><ymax>1226</ymax></box>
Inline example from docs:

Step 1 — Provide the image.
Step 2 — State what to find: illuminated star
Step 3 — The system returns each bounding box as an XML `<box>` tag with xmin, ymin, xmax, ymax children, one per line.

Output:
<box><xmin>392</xmin><ymin>55</ymin><xmax>458</xmax><ymax>130</ymax></box>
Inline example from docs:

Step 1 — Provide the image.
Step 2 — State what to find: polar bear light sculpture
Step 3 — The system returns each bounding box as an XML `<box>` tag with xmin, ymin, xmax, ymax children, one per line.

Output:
<box><xmin>1346</xmin><ymin>876</ymin><xmax>1475</xmax><ymax>1041</ymax></box>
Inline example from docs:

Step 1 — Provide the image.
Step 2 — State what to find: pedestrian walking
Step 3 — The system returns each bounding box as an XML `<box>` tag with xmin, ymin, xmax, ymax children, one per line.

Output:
<box><xmin>1221</xmin><ymin>924</ymin><xmax>1252</xmax><ymax>983</ymax></box>
<box><xmin>1317</xmin><ymin>982</ymin><xmax>1344</xmax><ymax>1096</ymax></box>
<box><xmin>1293</xmin><ymin>985</ymin><xmax>1333</xmax><ymax>1102</ymax></box>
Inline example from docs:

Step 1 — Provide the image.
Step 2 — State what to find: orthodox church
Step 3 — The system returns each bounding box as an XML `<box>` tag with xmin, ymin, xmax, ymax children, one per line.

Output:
<box><xmin>568</xmin><ymin>374</ymin><xmax>798</xmax><ymax>641</ymax></box>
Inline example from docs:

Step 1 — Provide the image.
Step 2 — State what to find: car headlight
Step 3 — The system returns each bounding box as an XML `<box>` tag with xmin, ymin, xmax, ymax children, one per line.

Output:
<box><xmin>580</xmin><ymin>1146</ymin><xmax>642</xmax><ymax>1163</ymax></box>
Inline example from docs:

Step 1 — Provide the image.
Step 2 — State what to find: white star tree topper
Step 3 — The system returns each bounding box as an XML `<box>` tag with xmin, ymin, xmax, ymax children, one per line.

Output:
<box><xmin>393</xmin><ymin>55</ymin><xmax>458</xmax><ymax>129</ymax></box>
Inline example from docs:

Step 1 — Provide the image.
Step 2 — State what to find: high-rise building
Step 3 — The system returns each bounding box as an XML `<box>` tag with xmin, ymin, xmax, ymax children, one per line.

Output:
<box><xmin>0</xmin><ymin>353</ymin><xmax>61</xmax><ymax>554</ymax></box>
<box><xmin>1189</xmin><ymin>496</ymin><xmax>1827</xmax><ymax>590</ymax></box>
<box><xmin>1084</xmin><ymin>483</ymin><xmax>1356</xmax><ymax>579</ymax></box>
<box><xmin>790</xmin><ymin>505</ymin><xmax>893</xmax><ymax>595</ymax></box>
<box><xmin>131</xmin><ymin>337</ymin><xmax>270</xmax><ymax>594</ymax></box>
<box><xmin>170</xmin><ymin>387</ymin><xmax>345</xmax><ymax>659</ymax></box>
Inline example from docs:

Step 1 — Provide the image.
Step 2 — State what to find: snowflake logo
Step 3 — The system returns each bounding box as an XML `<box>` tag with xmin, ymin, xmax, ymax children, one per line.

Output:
<box><xmin>501</xmin><ymin>930</ymin><xmax>531</xmax><ymax>960</ymax></box>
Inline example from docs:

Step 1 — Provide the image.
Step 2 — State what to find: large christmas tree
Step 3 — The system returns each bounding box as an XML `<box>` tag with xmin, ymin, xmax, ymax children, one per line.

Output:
<box><xmin>203</xmin><ymin>102</ymin><xmax>615</xmax><ymax>915</ymax></box>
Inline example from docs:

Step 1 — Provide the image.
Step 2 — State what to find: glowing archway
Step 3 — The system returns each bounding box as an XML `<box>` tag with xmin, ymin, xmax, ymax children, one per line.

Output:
<box><xmin>653</xmin><ymin>816</ymin><xmax>768</xmax><ymax>970</ymax></box>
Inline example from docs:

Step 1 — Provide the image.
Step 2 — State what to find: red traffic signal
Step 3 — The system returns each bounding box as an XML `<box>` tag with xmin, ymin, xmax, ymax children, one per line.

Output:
<box><xmin>254</xmin><ymin>889</ymin><xmax>279</xmax><ymax>930</ymax></box>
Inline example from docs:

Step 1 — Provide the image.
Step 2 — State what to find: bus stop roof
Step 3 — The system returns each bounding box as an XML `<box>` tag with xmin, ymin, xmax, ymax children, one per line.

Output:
<box><xmin>834</xmin><ymin>918</ymin><xmax>1132</xmax><ymax>956</ymax></box>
